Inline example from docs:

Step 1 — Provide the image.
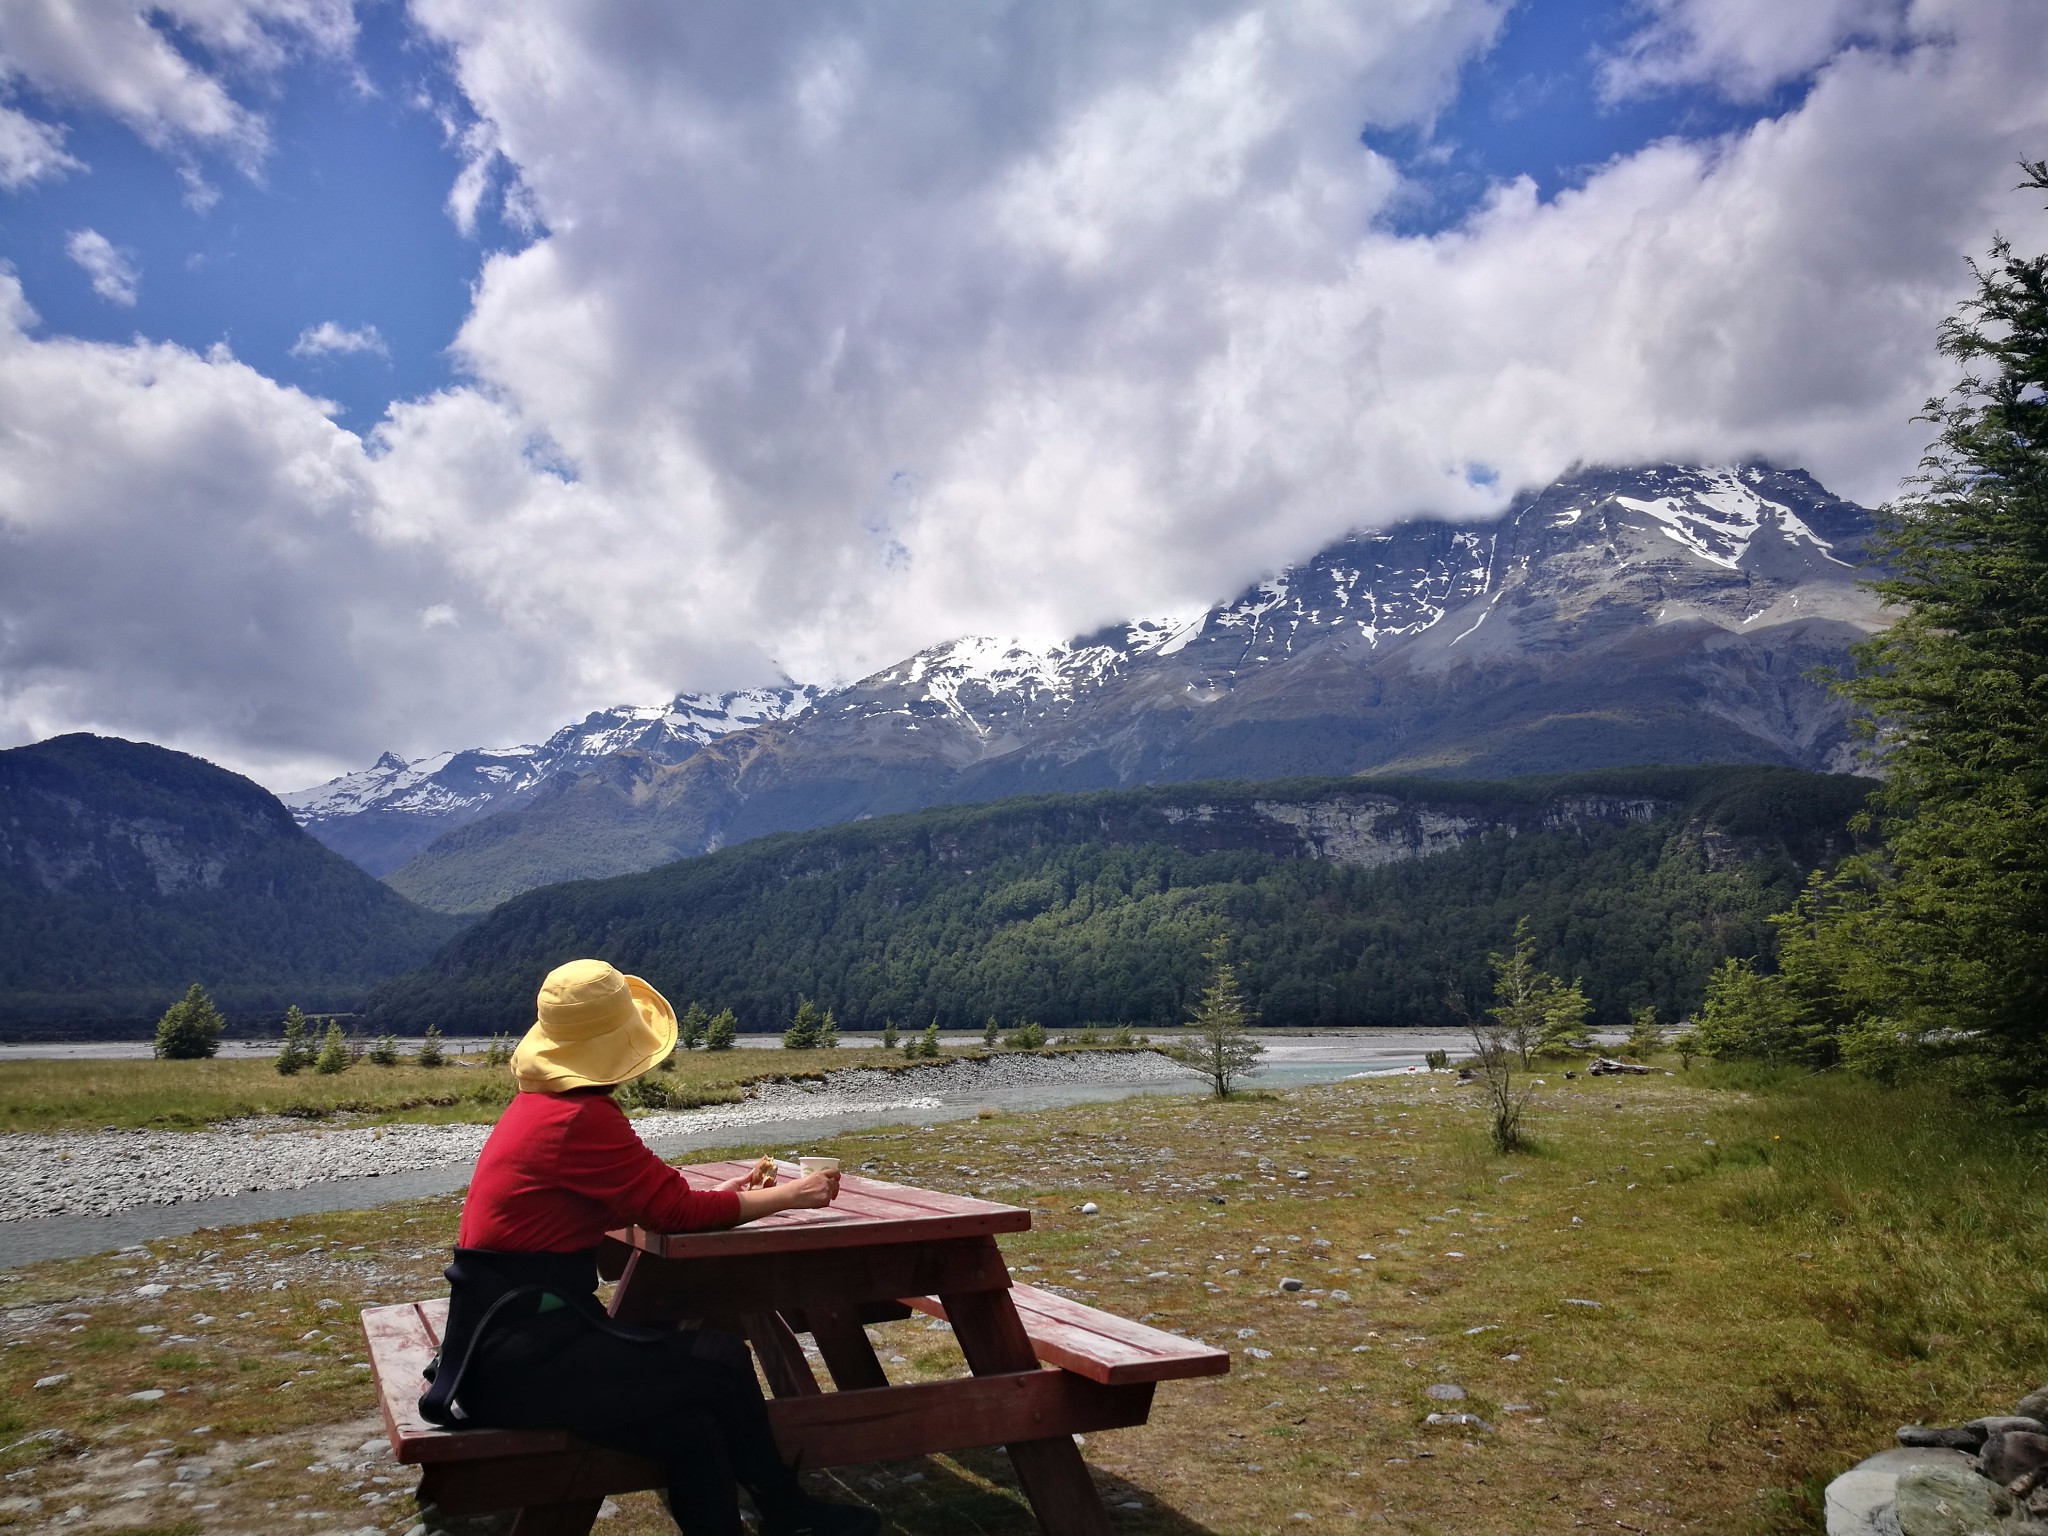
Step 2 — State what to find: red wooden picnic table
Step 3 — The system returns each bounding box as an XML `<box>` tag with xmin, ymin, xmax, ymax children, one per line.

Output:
<box><xmin>366</xmin><ymin>1159</ymin><xmax>1227</xmax><ymax>1536</ymax></box>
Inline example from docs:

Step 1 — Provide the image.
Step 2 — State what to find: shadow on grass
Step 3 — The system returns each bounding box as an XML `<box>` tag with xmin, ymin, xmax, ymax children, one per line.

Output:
<box><xmin>811</xmin><ymin>1445</ymin><xmax>1220</xmax><ymax>1535</ymax></box>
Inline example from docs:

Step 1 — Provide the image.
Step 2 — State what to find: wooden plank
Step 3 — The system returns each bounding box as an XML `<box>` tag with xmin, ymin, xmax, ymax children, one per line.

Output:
<box><xmin>616</xmin><ymin>1171</ymin><xmax>1031</xmax><ymax>1260</ymax></box>
<box><xmin>805</xmin><ymin>1304</ymin><xmax>891</xmax><ymax>1392</ymax></box>
<box><xmin>944</xmin><ymin>1282</ymin><xmax>1116</xmax><ymax>1536</ymax></box>
<box><xmin>907</xmin><ymin>1286</ymin><xmax>1231</xmax><ymax>1386</ymax></box>
<box><xmin>361</xmin><ymin>1301</ymin><xmax>575</xmax><ymax>1465</ymax></box>
<box><xmin>421</xmin><ymin>1372</ymin><xmax>1152</xmax><ymax>1514</ymax></box>
<box><xmin>508</xmin><ymin>1499</ymin><xmax>603</xmax><ymax>1536</ymax></box>
<box><xmin>423</xmin><ymin>1448</ymin><xmax>662</xmax><ymax>1517</ymax></box>
<box><xmin>606</xmin><ymin>1237</ymin><xmax>1009</xmax><ymax>1325</ymax></box>
<box><xmin>767</xmin><ymin>1370</ymin><xmax>1153</xmax><ymax>1469</ymax></box>
<box><xmin>743</xmin><ymin>1311</ymin><xmax>822</xmax><ymax>1399</ymax></box>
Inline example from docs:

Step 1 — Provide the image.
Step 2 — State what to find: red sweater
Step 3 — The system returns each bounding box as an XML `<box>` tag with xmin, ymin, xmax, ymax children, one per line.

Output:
<box><xmin>458</xmin><ymin>1088</ymin><xmax>741</xmax><ymax>1252</ymax></box>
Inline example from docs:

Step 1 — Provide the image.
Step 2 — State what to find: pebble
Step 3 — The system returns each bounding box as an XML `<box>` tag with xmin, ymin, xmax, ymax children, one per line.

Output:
<box><xmin>1279</xmin><ymin>1278</ymin><xmax>1304</xmax><ymax>1292</ymax></box>
<box><xmin>127</xmin><ymin>1389</ymin><xmax>164</xmax><ymax>1402</ymax></box>
<box><xmin>1425</xmin><ymin>1384</ymin><xmax>1468</xmax><ymax>1402</ymax></box>
<box><xmin>1080</xmin><ymin>1203</ymin><xmax>1099</xmax><ymax>1215</ymax></box>
<box><xmin>32</xmin><ymin>1374</ymin><xmax>66</xmax><ymax>1389</ymax></box>
<box><xmin>0</xmin><ymin>1052</ymin><xmax>1194</xmax><ymax>1222</ymax></box>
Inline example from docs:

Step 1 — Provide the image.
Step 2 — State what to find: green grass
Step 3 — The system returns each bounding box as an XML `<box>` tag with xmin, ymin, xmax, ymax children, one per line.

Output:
<box><xmin>0</xmin><ymin>1046</ymin><xmax>974</xmax><ymax>1131</ymax></box>
<box><xmin>0</xmin><ymin>1063</ymin><xmax>2039</xmax><ymax>1534</ymax></box>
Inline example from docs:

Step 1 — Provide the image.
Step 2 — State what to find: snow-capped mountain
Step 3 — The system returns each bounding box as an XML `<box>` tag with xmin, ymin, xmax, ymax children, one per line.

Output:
<box><xmin>285</xmin><ymin>685</ymin><xmax>819</xmax><ymax>875</ymax></box>
<box><xmin>343</xmin><ymin>463</ymin><xmax>1888</xmax><ymax>912</ymax></box>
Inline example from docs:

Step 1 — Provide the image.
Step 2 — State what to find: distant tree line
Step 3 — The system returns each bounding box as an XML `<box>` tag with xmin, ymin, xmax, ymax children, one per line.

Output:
<box><xmin>365</xmin><ymin>765</ymin><xmax>1869</xmax><ymax>1038</ymax></box>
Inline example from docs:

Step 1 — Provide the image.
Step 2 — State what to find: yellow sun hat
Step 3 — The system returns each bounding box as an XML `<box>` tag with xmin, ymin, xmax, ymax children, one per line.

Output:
<box><xmin>511</xmin><ymin>958</ymin><xmax>678</xmax><ymax>1092</ymax></box>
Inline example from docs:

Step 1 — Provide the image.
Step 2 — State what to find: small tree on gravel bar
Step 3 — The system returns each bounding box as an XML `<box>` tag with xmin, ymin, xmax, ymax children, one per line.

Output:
<box><xmin>416</xmin><ymin>1023</ymin><xmax>445</xmax><ymax>1067</ymax></box>
<box><xmin>880</xmin><ymin>1019</ymin><xmax>899</xmax><ymax>1049</ymax></box>
<box><xmin>704</xmin><ymin>1010</ymin><xmax>737</xmax><ymax>1051</ymax></box>
<box><xmin>1162</xmin><ymin>938</ymin><xmax>1264</xmax><ymax>1099</ymax></box>
<box><xmin>274</xmin><ymin>1004</ymin><xmax>312</xmax><ymax>1075</ymax></box>
<box><xmin>154</xmin><ymin>983</ymin><xmax>225</xmax><ymax>1060</ymax></box>
<box><xmin>368</xmin><ymin>1033</ymin><xmax>400</xmax><ymax>1066</ymax></box>
<box><xmin>917</xmin><ymin>1020</ymin><xmax>942</xmax><ymax>1058</ymax></box>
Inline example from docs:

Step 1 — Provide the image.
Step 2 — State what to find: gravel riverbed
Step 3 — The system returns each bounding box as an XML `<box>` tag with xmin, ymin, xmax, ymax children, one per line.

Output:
<box><xmin>0</xmin><ymin>1050</ymin><xmax>1198</xmax><ymax>1222</ymax></box>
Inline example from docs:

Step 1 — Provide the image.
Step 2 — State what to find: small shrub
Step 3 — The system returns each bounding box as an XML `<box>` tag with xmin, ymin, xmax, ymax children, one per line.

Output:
<box><xmin>313</xmin><ymin>1022</ymin><xmax>349</xmax><ymax>1076</ymax></box>
<box><xmin>154</xmin><ymin>984</ymin><xmax>224</xmax><ymax>1061</ymax></box>
<box><xmin>368</xmin><ymin>1034</ymin><xmax>400</xmax><ymax>1067</ymax></box>
<box><xmin>481</xmin><ymin>1033</ymin><xmax>512</xmax><ymax>1067</ymax></box>
<box><xmin>678</xmin><ymin>1002</ymin><xmax>709</xmax><ymax>1052</ymax></box>
<box><xmin>416</xmin><ymin>1024</ymin><xmax>445</xmax><ymax>1068</ymax></box>
<box><xmin>704</xmin><ymin>1010</ymin><xmax>737</xmax><ymax>1051</ymax></box>
<box><xmin>880</xmin><ymin>1019</ymin><xmax>900</xmax><ymax>1049</ymax></box>
<box><xmin>983</xmin><ymin>1016</ymin><xmax>1000</xmax><ymax>1048</ymax></box>
<box><xmin>817</xmin><ymin>1009</ymin><xmax>839</xmax><ymax>1049</ymax></box>
<box><xmin>1003</xmin><ymin>1020</ymin><xmax>1048</xmax><ymax>1050</ymax></box>
<box><xmin>917</xmin><ymin>1021</ymin><xmax>942</xmax><ymax>1058</ymax></box>
<box><xmin>1424</xmin><ymin>1048</ymin><xmax>1450</xmax><ymax>1071</ymax></box>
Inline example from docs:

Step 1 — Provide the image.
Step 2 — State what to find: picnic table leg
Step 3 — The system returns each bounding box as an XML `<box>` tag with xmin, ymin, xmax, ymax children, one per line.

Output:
<box><xmin>805</xmin><ymin>1303</ymin><xmax>891</xmax><ymax>1392</ymax></box>
<box><xmin>507</xmin><ymin>1497</ymin><xmax>604</xmax><ymax>1536</ymax></box>
<box><xmin>942</xmin><ymin>1281</ymin><xmax>1114</xmax><ymax>1536</ymax></box>
<box><xmin>743</xmin><ymin>1311</ymin><xmax>823</xmax><ymax>1399</ymax></box>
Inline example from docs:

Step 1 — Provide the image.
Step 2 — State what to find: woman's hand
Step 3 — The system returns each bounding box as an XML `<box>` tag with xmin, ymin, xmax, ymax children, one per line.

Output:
<box><xmin>733</xmin><ymin>1168</ymin><xmax>839</xmax><ymax>1223</ymax></box>
<box><xmin>715</xmin><ymin>1157</ymin><xmax>778</xmax><ymax>1194</ymax></box>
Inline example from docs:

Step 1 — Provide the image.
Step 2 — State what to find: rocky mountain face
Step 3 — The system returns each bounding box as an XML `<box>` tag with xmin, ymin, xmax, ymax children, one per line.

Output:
<box><xmin>282</xmin><ymin>685</ymin><xmax>820</xmax><ymax>875</ymax></box>
<box><xmin>292</xmin><ymin>462</ymin><xmax>1887</xmax><ymax>913</ymax></box>
<box><xmin>0</xmin><ymin>735</ymin><xmax>461</xmax><ymax>1032</ymax></box>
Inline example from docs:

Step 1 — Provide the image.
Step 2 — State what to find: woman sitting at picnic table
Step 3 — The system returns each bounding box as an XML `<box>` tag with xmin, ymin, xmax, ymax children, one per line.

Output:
<box><xmin>422</xmin><ymin>958</ymin><xmax>879</xmax><ymax>1536</ymax></box>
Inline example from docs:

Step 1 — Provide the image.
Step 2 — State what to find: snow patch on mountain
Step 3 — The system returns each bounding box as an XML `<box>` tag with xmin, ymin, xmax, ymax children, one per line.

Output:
<box><xmin>1614</xmin><ymin>466</ymin><xmax>1849</xmax><ymax>571</ymax></box>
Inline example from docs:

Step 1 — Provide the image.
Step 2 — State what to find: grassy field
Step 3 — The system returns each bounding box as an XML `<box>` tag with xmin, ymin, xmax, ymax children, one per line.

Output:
<box><xmin>0</xmin><ymin>1065</ymin><xmax>2040</xmax><ymax>1534</ymax></box>
<box><xmin>0</xmin><ymin>1047</ymin><xmax>956</xmax><ymax>1132</ymax></box>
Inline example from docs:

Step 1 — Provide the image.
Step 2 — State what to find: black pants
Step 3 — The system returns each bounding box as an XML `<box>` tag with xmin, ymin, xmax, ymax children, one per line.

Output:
<box><xmin>461</xmin><ymin>1309</ymin><xmax>802</xmax><ymax>1536</ymax></box>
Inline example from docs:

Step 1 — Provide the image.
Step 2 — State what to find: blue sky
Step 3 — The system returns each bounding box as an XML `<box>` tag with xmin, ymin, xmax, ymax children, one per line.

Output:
<box><xmin>0</xmin><ymin>1</ymin><xmax>531</xmax><ymax>425</ymax></box>
<box><xmin>0</xmin><ymin>0</ymin><xmax>2040</xmax><ymax>784</ymax></box>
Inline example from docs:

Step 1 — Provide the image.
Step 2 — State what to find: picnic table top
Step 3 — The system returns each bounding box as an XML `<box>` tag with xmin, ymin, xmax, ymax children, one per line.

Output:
<box><xmin>611</xmin><ymin>1159</ymin><xmax>1033</xmax><ymax>1260</ymax></box>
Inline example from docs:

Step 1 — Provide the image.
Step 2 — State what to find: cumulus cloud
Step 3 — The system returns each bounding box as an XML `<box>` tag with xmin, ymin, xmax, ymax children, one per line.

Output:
<box><xmin>0</xmin><ymin>0</ymin><xmax>353</xmax><ymax>170</ymax></box>
<box><xmin>65</xmin><ymin>229</ymin><xmax>138</xmax><ymax>305</ymax></box>
<box><xmin>0</xmin><ymin>99</ymin><xmax>78</xmax><ymax>186</ymax></box>
<box><xmin>3</xmin><ymin>0</ymin><xmax>2047</xmax><ymax>787</ymax></box>
<box><xmin>290</xmin><ymin>320</ymin><xmax>389</xmax><ymax>358</ymax></box>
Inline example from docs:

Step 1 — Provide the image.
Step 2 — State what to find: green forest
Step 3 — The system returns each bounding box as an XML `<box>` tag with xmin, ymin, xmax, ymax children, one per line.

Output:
<box><xmin>366</xmin><ymin>765</ymin><xmax>1870</xmax><ymax>1036</ymax></box>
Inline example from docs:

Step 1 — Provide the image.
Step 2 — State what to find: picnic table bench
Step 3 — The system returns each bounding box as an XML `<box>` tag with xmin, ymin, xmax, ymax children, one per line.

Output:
<box><xmin>363</xmin><ymin>1162</ymin><xmax>1228</xmax><ymax>1535</ymax></box>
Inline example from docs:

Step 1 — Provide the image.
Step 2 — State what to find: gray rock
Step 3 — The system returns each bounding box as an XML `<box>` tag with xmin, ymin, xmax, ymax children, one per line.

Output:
<box><xmin>1827</xmin><ymin>1448</ymin><xmax>1975</xmax><ymax>1536</ymax></box>
<box><xmin>1425</xmin><ymin>1383</ymin><xmax>1467</xmax><ymax>1402</ymax></box>
<box><xmin>1903</xmin><ymin>1427</ymin><xmax>1992</xmax><ymax>1453</ymax></box>
<box><xmin>2018</xmin><ymin>1390</ymin><xmax>2048</xmax><ymax>1423</ymax></box>
<box><xmin>1982</xmin><ymin>1433</ymin><xmax>2048</xmax><ymax>1489</ymax></box>
<box><xmin>1974</xmin><ymin>1419</ymin><xmax>2048</xmax><ymax>1440</ymax></box>
<box><xmin>1278</xmin><ymin>1278</ymin><xmax>1304</xmax><ymax>1293</ymax></box>
<box><xmin>1894</xmin><ymin>1465</ymin><xmax>2014</xmax><ymax>1536</ymax></box>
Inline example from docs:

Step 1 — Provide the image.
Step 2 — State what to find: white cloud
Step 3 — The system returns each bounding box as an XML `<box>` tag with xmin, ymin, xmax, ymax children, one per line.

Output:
<box><xmin>1602</xmin><ymin>0</ymin><xmax>1914</xmax><ymax>101</ymax></box>
<box><xmin>64</xmin><ymin>229</ymin><xmax>139</xmax><ymax>305</ymax></box>
<box><xmin>3</xmin><ymin>0</ymin><xmax>2047</xmax><ymax>787</ymax></box>
<box><xmin>0</xmin><ymin>0</ymin><xmax>353</xmax><ymax>169</ymax></box>
<box><xmin>0</xmin><ymin>99</ymin><xmax>78</xmax><ymax>186</ymax></box>
<box><xmin>290</xmin><ymin>320</ymin><xmax>389</xmax><ymax>358</ymax></box>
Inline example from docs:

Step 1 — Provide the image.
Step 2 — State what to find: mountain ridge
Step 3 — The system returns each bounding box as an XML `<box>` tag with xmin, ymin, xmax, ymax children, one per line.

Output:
<box><xmin>0</xmin><ymin>734</ymin><xmax>463</xmax><ymax>1034</ymax></box>
<box><xmin>293</xmin><ymin>462</ymin><xmax>1887</xmax><ymax>912</ymax></box>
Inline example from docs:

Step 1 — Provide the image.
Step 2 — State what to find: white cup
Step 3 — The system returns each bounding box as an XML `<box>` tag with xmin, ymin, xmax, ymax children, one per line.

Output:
<box><xmin>798</xmin><ymin>1156</ymin><xmax>840</xmax><ymax>1175</ymax></box>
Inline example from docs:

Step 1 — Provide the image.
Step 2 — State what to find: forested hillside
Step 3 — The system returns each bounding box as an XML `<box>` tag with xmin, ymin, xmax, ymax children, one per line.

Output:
<box><xmin>0</xmin><ymin>735</ymin><xmax>463</xmax><ymax>1034</ymax></box>
<box><xmin>367</xmin><ymin>766</ymin><xmax>1869</xmax><ymax>1036</ymax></box>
